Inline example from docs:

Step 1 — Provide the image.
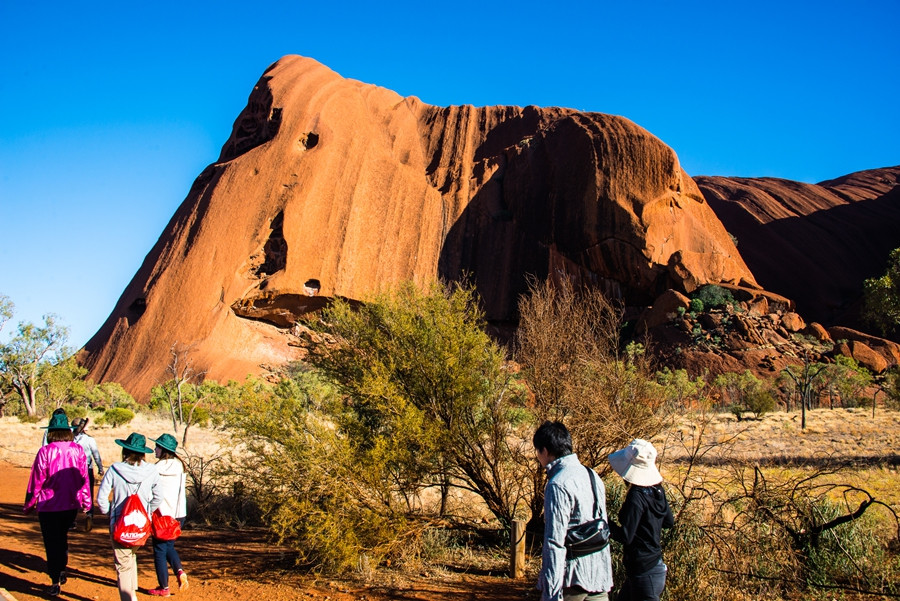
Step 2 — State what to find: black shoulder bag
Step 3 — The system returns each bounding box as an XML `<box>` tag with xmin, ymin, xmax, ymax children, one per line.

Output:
<box><xmin>564</xmin><ymin>465</ymin><xmax>611</xmax><ymax>559</ymax></box>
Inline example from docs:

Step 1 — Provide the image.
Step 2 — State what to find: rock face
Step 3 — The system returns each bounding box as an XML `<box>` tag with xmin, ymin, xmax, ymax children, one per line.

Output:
<box><xmin>696</xmin><ymin>167</ymin><xmax>900</xmax><ymax>328</ymax></box>
<box><xmin>81</xmin><ymin>55</ymin><xmax>755</xmax><ymax>398</ymax></box>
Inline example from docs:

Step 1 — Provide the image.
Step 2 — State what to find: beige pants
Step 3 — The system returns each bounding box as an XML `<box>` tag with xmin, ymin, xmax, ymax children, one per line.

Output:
<box><xmin>113</xmin><ymin>542</ymin><xmax>140</xmax><ymax>601</ymax></box>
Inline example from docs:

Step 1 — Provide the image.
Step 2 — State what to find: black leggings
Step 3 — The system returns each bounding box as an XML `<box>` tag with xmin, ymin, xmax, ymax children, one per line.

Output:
<box><xmin>38</xmin><ymin>510</ymin><xmax>77</xmax><ymax>583</ymax></box>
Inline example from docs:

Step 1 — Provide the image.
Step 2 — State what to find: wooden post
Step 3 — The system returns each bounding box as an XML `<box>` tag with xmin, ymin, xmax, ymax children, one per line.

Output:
<box><xmin>510</xmin><ymin>519</ymin><xmax>526</xmax><ymax>579</ymax></box>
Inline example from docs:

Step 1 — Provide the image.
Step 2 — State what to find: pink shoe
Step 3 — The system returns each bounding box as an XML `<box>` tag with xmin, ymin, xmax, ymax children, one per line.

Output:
<box><xmin>148</xmin><ymin>587</ymin><xmax>170</xmax><ymax>597</ymax></box>
<box><xmin>176</xmin><ymin>570</ymin><xmax>189</xmax><ymax>590</ymax></box>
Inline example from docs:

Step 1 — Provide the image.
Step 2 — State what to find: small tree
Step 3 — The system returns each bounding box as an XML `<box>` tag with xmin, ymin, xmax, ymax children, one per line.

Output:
<box><xmin>821</xmin><ymin>356</ymin><xmax>873</xmax><ymax>409</ymax></box>
<box><xmin>0</xmin><ymin>295</ymin><xmax>12</xmax><ymax>335</ymax></box>
<box><xmin>883</xmin><ymin>367</ymin><xmax>900</xmax><ymax>411</ymax></box>
<box><xmin>657</xmin><ymin>368</ymin><xmax>709</xmax><ymax>409</ymax></box>
<box><xmin>150</xmin><ymin>344</ymin><xmax>221</xmax><ymax>447</ymax></box>
<box><xmin>0</xmin><ymin>313</ymin><xmax>70</xmax><ymax>416</ymax></box>
<box><xmin>84</xmin><ymin>381</ymin><xmax>137</xmax><ymax>411</ymax></box>
<box><xmin>516</xmin><ymin>278</ymin><xmax>669</xmax><ymax>524</ymax></box>
<box><xmin>781</xmin><ymin>352</ymin><xmax>828</xmax><ymax>429</ymax></box>
<box><xmin>713</xmin><ymin>370</ymin><xmax>764</xmax><ymax>417</ymax></box>
<box><xmin>304</xmin><ymin>281</ymin><xmax>530</xmax><ymax>527</ymax></box>
<box><xmin>862</xmin><ymin>247</ymin><xmax>900</xmax><ymax>337</ymax></box>
<box><xmin>35</xmin><ymin>355</ymin><xmax>89</xmax><ymax>413</ymax></box>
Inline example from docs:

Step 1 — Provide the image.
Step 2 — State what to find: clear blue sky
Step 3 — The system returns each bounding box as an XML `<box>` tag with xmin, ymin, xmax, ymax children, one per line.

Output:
<box><xmin>1</xmin><ymin>0</ymin><xmax>898</xmax><ymax>349</ymax></box>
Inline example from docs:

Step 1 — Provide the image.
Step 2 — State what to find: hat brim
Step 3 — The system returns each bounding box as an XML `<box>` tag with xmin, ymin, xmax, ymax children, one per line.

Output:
<box><xmin>608</xmin><ymin>447</ymin><xmax>663</xmax><ymax>486</ymax></box>
<box><xmin>41</xmin><ymin>425</ymin><xmax>74</xmax><ymax>431</ymax></box>
<box><xmin>115</xmin><ymin>439</ymin><xmax>154</xmax><ymax>454</ymax></box>
<box><xmin>152</xmin><ymin>438</ymin><xmax>178</xmax><ymax>453</ymax></box>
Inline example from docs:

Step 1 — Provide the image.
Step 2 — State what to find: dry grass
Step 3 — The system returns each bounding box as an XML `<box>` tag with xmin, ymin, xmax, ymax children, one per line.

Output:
<box><xmin>0</xmin><ymin>413</ymin><xmax>231</xmax><ymax>469</ymax></box>
<box><xmin>658</xmin><ymin>406</ymin><xmax>900</xmax><ymax>546</ymax></box>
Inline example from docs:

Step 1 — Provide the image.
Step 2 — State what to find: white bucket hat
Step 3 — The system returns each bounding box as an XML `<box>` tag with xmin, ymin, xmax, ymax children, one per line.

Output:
<box><xmin>608</xmin><ymin>439</ymin><xmax>662</xmax><ymax>486</ymax></box>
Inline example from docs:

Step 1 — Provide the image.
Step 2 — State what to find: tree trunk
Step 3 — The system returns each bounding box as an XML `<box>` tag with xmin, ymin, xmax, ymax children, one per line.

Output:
<box><xmin>439</xmin><ymin>477</ymin><xmax>449</xmax><ymax>516</ymax></box>
<box><xmin>801</xmin><ymin>390</ymin><xmax>807</xmax><ymax>430</ymax></box>
<box><xmin>21</xmin><ymin>382</ymin><xmax>37</xmax><ymax>416</ymax></box>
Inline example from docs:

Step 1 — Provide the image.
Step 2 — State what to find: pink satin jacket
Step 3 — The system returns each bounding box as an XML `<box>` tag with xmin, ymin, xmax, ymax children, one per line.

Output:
<box><xmin>24</xmin><ymin>441</ymin><xmax>92</xmax><ymax>513</ymax></box>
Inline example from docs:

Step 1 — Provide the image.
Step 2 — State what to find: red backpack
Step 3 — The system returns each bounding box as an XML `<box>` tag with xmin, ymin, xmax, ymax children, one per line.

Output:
<box><xmin>110</xmin><ymin>466</ymin><xmax>151</xmax><ymax>547</ymax></box>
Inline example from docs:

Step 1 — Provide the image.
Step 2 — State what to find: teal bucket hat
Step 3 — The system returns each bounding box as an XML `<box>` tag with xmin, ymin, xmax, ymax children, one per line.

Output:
<box><xmin>42</xmin><ymin>413</ymin><xmax>73</xmax><ymax>431</ymax></box>
<box><xmin>115</xmin><ymin>432</ymin><xmax>154</xmax><ymax>454</ymax></box>
<box><xmin>152</xmin><ymin>433</ymin><xmax>178</xmax><ymax>454</ymax></box>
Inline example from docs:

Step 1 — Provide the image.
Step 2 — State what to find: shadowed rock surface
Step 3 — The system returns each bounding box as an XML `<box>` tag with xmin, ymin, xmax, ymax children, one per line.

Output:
<box><xmin>80</xmin><ymin>55</ymin><xmax>754</xmax><ymax>398</ymax></box>
<box><xmin>696</xmin><ymin>166</ymin><xmax>900</xmax><ymax>328</ymax></box>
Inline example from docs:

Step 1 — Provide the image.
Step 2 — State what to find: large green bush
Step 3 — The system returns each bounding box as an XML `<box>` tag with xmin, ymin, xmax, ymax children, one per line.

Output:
<box><xmin>304</xmin><ymin>281</ymin><xmax>529</xmax><ymax>527</ymax></box>
<box><xmin>97</xmin><ymin>407</ymin><xmax>134</xmax><ymax>427</ymax></box>
<box><xmin>227</xmin><ymin>281</ymin><xmax>531</xmax><ymax>573</ymax></box>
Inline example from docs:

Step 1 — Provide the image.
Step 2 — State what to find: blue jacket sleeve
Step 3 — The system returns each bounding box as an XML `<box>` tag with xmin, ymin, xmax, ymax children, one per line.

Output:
<box><xmin>539</xmin><ymin>482</ymin><xmax>573</xmax><ymax>601</ymax></box>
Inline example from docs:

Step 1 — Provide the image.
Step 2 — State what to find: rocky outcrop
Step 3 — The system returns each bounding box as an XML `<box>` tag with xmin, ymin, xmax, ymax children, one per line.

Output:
<box><xmin>81</xmin><ymin>55</ymin><xmax>755</xmax><ymax>398</ymax></box>
<box><xmin>696</xmin><ymin>167</ymin><xmax>900</xmax><ymax>329</ymax></box>
<box><xmin>648</xmin><ymin>290</ymin><xmax>899</xmax><ymax>378</ymax></box>
<box><xmin>828</xmin><ymin>326</ymin><xmax>900</xmax><ymax>369</ymax></box>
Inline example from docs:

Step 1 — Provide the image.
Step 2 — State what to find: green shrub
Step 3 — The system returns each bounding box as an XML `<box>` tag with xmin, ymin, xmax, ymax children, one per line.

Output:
<box><xmin>744</xmin><ymin>389</ymin><xmax>776</xmax><ymax>419</ymax></box>
<box><xmin>18</xmin><ymin>412</ymin><xmax>41</xmax><ymax>424</ymax></box>
<box><xmin>97</xmin><ymin>407</ymin><xmax>134</xmax><ymax>427</ymax></box>
<box><xmin>59</xmin><ymin>404</ymin><xmax>88</xmax><ymax>420</ymax></box>
<box><xmin>690</xmin><ymin>298</ymin><xmax>705</xmax><ymax>313</ymax></box>
<box><xmin>728</xmin><ymin>403</ymin><xmax>745</xmax><ymax>421</ymax></box>
<box><xmin>692</xmin><ymin>285</ymin><xmax>735</xmax><ymax>309</ymax></box>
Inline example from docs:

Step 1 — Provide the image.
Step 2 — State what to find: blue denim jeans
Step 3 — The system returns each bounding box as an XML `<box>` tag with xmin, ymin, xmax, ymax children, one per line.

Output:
<box><xmin>152</xmin><ymin>518</ymin><xmax>185</xmax><ymax>589</ymax></box>
<box><xmin>617</xmin><ymin>561</ymin><xmax>667</xmax><ymax>601</ymax></box>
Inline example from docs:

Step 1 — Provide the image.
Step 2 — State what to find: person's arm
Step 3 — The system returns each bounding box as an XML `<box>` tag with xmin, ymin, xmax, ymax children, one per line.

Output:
<box><xmin>89</xmin><ymin>438</ymin><xmax>103</xmax><ymax>474</ymax></box>
<box><xmin>662</xmin><ymin>490</ymin><xmax>675</xmax><ymax>529</ymax></box>
<box><xmin>76</xmin><ymin>447</ymin><xmax>92</xmax><ymax>512</ymax></box>
<box><xmin>96</xmin><ymin>466</ymin><xmax>114</xmax><ymax>515</ymax></box>
<box><xmin>538</xmin><ymin>482</ymin><xmax>573</xmax><ymax>601</ymax></box>
<box><xmin>610</xmin><ymin>488</ymin><xmax>644</xmax><ymax>547</ymax></box>
<box><xmin>148</xmin><ymin>471</ymin><xmax>164</xmax><ymax>514</ymax></box>
<box><xmin>23</xmin><ymin>450</ymin><xmax>46</xmax><ymax>513</ymax></box>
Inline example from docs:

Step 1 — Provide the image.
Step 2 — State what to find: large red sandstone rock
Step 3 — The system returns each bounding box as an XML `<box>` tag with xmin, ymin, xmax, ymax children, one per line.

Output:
<box><xmin>80</xmin><ymin>56</ymin><xmax>756</xmax><ymax>398</ymax></box>
<box><xmin>636</xmin><ymin>289</ymin><xmax>692</xmax><ymax>332</ymax></box>
<box><xmin>828</xmin><ymin>326</ymin><xmax>900</xmax><ymax>367</ymax></box>
<box><xmin>696</xmin><ymin>167</ymin><xmax>900</xmax><ymax>329</ymax></box>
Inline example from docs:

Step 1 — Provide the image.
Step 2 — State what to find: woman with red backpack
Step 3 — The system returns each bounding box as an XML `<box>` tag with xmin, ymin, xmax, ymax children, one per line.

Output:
<box><xmin>97</xmin><ymin>432</ymin><xmax>162</xmax><ymax>601</ymax></box>
<box><xmin>147</xmin><ymin>433</ymin><xmax>189</xmax><ymax>597</ymax></box>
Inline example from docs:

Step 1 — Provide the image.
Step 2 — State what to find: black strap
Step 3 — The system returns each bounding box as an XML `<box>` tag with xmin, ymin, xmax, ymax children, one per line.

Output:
<box><xmin>584</xmin><ymin>465</ymin><xmax>599</xmax><ymax>520</ymax></box>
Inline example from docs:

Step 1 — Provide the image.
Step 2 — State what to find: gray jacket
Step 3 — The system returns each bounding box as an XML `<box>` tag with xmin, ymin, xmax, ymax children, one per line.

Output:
<box><xmin>539</xmin><ymin>453</ymin><xmax>613</xmax><ymax>601</ymax></box>
<box><xmin>96</xmin><ymin>460</ymin><xmax>162</xmax><ymax>527</ymax></box>
<box><xmin>74</xmin><ymin>432</ymin><xmax>103</xmax><ymax>472</ymax></box>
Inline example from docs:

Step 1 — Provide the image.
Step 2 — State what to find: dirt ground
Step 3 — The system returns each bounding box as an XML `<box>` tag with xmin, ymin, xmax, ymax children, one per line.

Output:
<box><xmin>0</xmin><ymin>459</ymin><xmax>533</xmax><ymax>601</ymax></box>
<box><xmin>3</xmin><ymin>408</ymin><xmax>899</xmax><ymax>600</ymax></box>
<box><xmin>0</xmin><ymin>414</ymin><xmax>532</xmax><ymax>601</ymax></box>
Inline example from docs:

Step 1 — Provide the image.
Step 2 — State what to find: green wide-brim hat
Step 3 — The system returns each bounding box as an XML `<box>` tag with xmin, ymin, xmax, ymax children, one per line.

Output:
<box><xmin>152</xmin><ymin>433</ymin><xmax>178</xmax><ymax>454</ymax></box>
<box><xmin>42</xmin><ymin>413</ymin><xmax>73</xmax><ymax>431</ymax></box>
<box><xmin>115</xmin><ymin>432</ymin><xmax>154</xmax><ymax>454</ymax></box>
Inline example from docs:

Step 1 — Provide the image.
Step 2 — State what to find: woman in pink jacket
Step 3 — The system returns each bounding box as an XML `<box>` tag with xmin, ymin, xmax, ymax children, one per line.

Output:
<box><xmin>24</xmin><ymin>412</ymin><xmax>92</xmax><ymax>597</ymax></box>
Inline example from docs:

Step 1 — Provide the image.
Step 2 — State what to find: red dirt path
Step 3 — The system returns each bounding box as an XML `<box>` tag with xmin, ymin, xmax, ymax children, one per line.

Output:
<box><xmin>0</xmin><ymin>461</ymin><xmax>529</xmax><ymax>601</ymax></box>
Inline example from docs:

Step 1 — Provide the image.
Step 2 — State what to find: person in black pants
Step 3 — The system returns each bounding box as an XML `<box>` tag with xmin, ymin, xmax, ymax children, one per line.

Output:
<box><xmin>607</xmin><ymin>439</ymin><xmax>674</xmax><ymax>601</ymax></box>
<box><xmin>25</xmin><ymin>413</ymin><xmax>92</xmax><ymax>596</ymax></box>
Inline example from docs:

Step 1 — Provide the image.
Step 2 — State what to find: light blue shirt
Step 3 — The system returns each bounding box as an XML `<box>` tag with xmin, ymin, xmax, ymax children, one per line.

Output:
<box><xmin>539</xmin><ymin>453</ymin><xmax>613</xmax><ymax>601</ymax></box>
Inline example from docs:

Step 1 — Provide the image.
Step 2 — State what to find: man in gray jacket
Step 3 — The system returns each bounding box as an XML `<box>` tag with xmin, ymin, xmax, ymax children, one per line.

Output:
<box><xmin>72</xmin><ymin>418</ymin><xmax>103</xmax><ymax>531</ymax></box>
<box><xmin>534</xmin><ymin>421</ymin><xmax>613</xmax><ymax>601</ymax></box>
